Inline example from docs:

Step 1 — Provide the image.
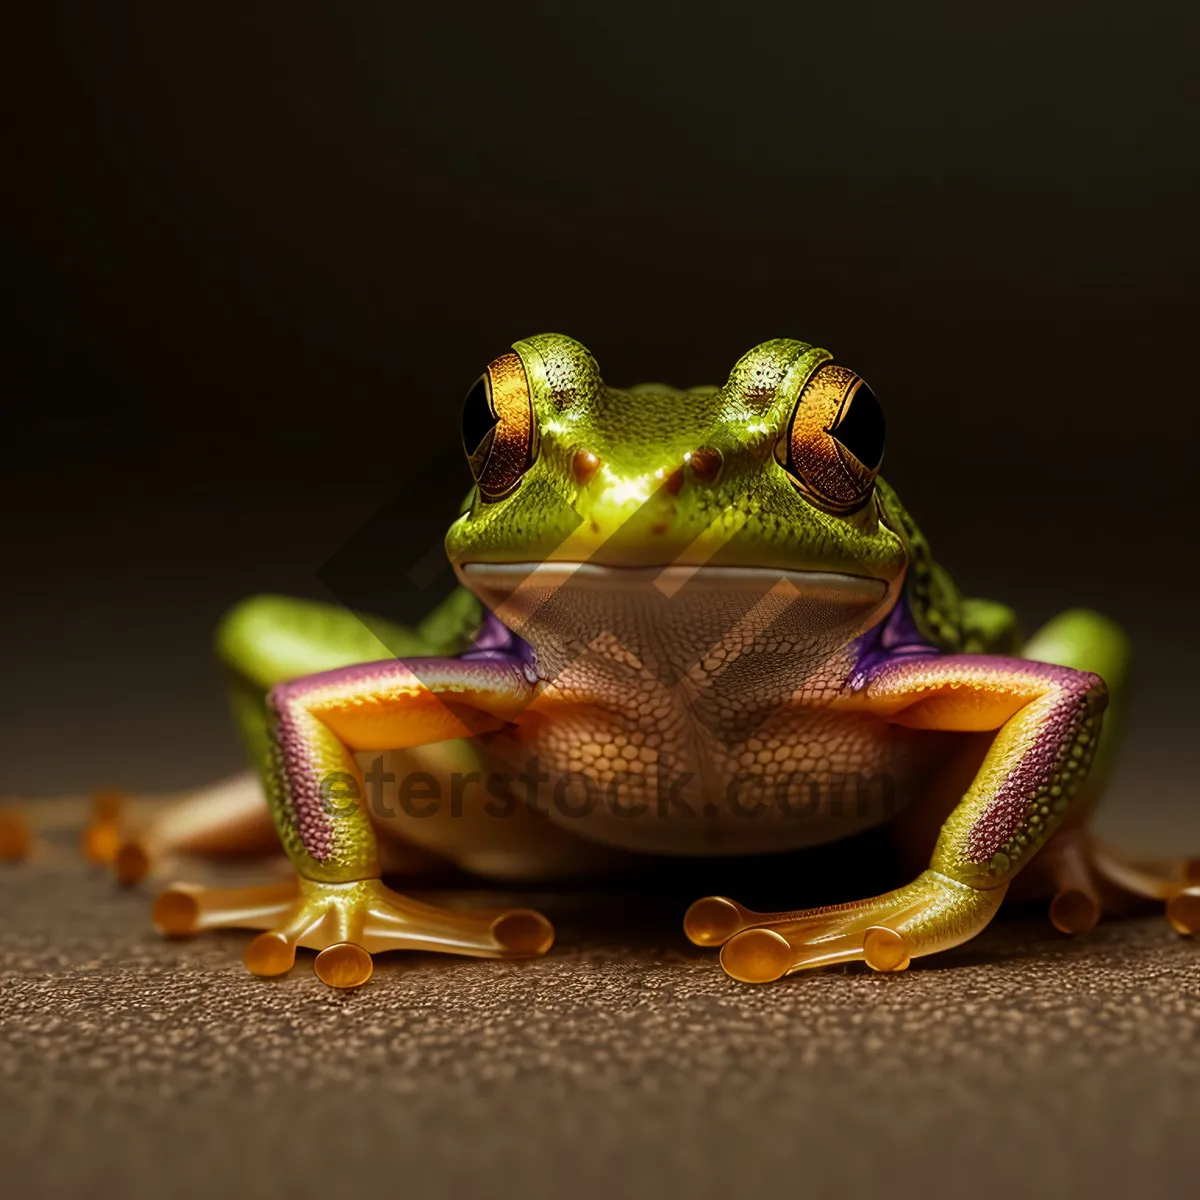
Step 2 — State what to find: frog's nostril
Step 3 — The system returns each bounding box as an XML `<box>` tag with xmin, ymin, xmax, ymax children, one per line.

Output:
<box><xmin>688</xmin><ymin>447</ymin><xmax>722</xmax><ymax>484</ymax></box>
<box><xmin>573</xmin><ymin>450</ymin><xmax>601</xmax><ymax>487</ymax></box>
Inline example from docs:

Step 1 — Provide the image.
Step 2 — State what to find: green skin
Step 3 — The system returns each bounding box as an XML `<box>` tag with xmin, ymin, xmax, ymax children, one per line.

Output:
<box><xmin>203</xmin><ymin>334</ymin><xmax>1137</xmax><ymax>982</ymax></box>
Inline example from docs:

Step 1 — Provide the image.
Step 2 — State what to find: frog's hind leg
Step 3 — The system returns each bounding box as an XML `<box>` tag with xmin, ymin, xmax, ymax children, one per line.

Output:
<box><xmin>93</xmin><ymin>594</ymin><xmax>446</xmax><ymax>886</ymax></box>
<box><xmin>1021</xmin><ymin>825</ymin><xmax>1200</xmax><ymax>935</ymax></box>
<box><xmin>1016</xmin><ymin>609</ymin><xmax>1197</xmax><ymax>935</ymax></box>
<box><xmin>96</xmin><ymin>771</ymin><xmax>280</xmax><ymax>887</ymax></box>
<box><xmin>1087</xmin><ymin>840</ymin><xmax>1200</xmax><ymax>934</ymax></box>
<box><xmin>4</xmin><ymin>790</ymin><xmax>155</xmax><ymax>867</ymax></box>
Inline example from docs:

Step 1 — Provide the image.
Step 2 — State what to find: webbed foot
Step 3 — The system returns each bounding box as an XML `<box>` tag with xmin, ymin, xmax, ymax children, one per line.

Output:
<box><xmin>1041</xmin><ymin>831</ymin><xmax>1200</xmax><ymax>936</ymax></box>
<box><xmin>685</xmin><ymin>870</ymin><xmax>1006</xmax><ymax>983</ymax></box>
<box><xmin>154</xmin><ymin>876</ymin><xmax>555</xmax><ymax>988</ymax></box>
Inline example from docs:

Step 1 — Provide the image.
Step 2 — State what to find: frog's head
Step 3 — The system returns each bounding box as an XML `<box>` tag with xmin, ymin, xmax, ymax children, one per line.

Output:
<box><xmin>446</xmin><ymin>334</ymin><xmax>908</xmax><ymax>672</ymax></box>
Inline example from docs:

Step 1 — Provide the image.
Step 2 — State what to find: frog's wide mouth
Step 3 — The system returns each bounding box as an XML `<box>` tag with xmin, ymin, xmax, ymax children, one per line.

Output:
<box><xmin>459</xmin><ymin>561</ymin><xmax>888</xmax><ymax>604</ymax></box>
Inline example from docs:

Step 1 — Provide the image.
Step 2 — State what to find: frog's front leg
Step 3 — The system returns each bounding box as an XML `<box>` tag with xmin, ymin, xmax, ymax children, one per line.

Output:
<box><xmin>155</xmin><ymin>655</ymin><xmax>553</xmax><ymax>988</ymax></box>
<box><xmin>686</xmin><ymin>655</ymin><xmax>1109</xmax><ymax>982</ymax></box>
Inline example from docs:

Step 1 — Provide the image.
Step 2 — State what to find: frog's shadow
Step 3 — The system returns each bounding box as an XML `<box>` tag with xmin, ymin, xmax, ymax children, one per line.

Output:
<box><xmin>399</xmin><ymin>823</ymin><xmax>901</xmax><ymax>948</ymax></box>
<box><xmin>398</xmin><ymin>823</ymin><xmax>1153</xmax><ymax>970</ymax></box>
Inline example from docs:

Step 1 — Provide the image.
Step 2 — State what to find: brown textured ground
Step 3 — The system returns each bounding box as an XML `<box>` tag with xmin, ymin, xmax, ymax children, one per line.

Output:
<box><xmin>2</xmin><ymin>837</ymin><xmax>1197</xmax><ymax>1200</ymax></box>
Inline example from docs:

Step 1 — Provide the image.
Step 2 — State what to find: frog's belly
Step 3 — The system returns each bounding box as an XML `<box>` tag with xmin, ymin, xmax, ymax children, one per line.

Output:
<box><xmin>363</xmin><ymin>714</ymin><xmax>948</xmax><ymax>881</ymax></box>
<box><xmin>483</xmin><ymin>705</ymin><xmax>947</xmax><ymax>858</ymax></box>
<box><xmin>443</xmin><ymin>558</ymin><xmax>934</xmax><ymax>860</ymax></box>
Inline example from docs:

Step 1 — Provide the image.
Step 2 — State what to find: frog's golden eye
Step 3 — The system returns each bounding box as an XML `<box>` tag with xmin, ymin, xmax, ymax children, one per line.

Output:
<box><xmin>461</xmin><ymin>352</ymin><xmax>536</xmax><ymax>500</ymax></box>
<box><xmin>775</xmin><ymin>364</ymin><xmax>885</xmax><ymax>514</ymax></box>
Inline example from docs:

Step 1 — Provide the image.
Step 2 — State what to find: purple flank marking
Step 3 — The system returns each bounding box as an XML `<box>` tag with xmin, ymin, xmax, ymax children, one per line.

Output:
<box><xmin>462</xmin><ymin>608</ymin><xmax>537</xmax><ymax>670</ymax></box>
<box><xmin>849</xmin><ymin>593</ymin><xmax>940</xmax><ymax>688</ymax></box>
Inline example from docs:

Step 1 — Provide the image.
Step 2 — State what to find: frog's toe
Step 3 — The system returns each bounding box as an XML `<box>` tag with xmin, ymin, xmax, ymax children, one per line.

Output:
<box><xmin>242</xmin><ymin>930</ymin><xmax>299</xmax><ymax>977</ymax></box>
<box><xmin>1043</xmin><ymin>833</ymin><xmax>1103</xmax><ymax>935</ymax></box>
<box><xmin>692</xmin><ymin>871</ymin><xmax>1005</xmax><ymax>984</ymax></box>
<box><xmin>718</xmin><ymin>927</ymin><xmax>794</xmax><ymax>983</ymax></box>
<box><xmin>358</xmin><ymin>887</ymin><xmax>555</xmax><ymax>960</ymax></box>
<box><xmin>114</xmin><ymin>838</ymin><xmax>157</xmax><ymax>886</ymax></box>
<box><xmin>1048</xmin><ymin>887</ymin><xmax>1102</xmax><ymax>936</ymax></box>
<box><xmin>154</xmin><ymin>879</ymin><xmax>301</xmax><ymax>939</ymax></box>
<box><xmin>683</xmin><ymin>895</ymin><xmax>758</xmax><ymax>946</ymax></box>
<box><xmin>153</xmin><ymin>876</ymin><xmax>554</xmax><ymax>988</ymax></box>
<box><xmin>1166</xmin><ymin>889</ymin><xmax>1200</xmax><ymax>935</ymax></box>
<box><xmin>313</xmin><ymin>942</ymin><xmax>374</xmax><ymax>988</ymax></box>
<box><xmin>81</xmin><ymin>789</ymin><xmax>126</xmax><ymax>865</ymax></box>
<box><xmin>0</xmin><ymin>805</ymin><xmax>32</xmax><ymax>862</ymax></box>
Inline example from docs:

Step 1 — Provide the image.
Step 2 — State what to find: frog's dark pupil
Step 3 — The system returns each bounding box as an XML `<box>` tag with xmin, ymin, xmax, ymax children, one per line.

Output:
<box><xmin>831</xmin><ymin>381</ymin><xmax>885</xmax><ymax>470</ymax></box>
<box><xmin>462</xmin><ymin>376</ymin><xmax>498</xmax><ymax>458</ymax></box>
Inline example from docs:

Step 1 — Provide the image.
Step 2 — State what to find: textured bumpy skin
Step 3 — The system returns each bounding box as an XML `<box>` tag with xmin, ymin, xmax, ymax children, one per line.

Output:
<box><xmin>445</xmin><ymin>335</ymin><xmax>908</xmax><ymax>581</ymax></box>
<box><xmin>107</xmin><ymin>331</ymin><xmax>1191</xmax><ymax>989</ymax></box>
<box><xmin>265</xmin><ymin>656</ymin><xmax>534</xmax><ymax>881</ymax></box>
<box><xmin>847</xmin><ymin>655</ymin><xmax>1108</xmax><ymax>883</ymax></box>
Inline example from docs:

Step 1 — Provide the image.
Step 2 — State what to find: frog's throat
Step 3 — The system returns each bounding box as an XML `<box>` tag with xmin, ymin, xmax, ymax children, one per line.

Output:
<box><xmin>458</xmin><ymin>561</ymin><xmax>892</xmax><ymax>675</ymax></box>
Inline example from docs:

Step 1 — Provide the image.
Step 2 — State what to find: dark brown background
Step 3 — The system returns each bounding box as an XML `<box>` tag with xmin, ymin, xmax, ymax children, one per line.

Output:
<box><xmin>5</xmin><ymin>2</ymin><xmax>1198</xmax><ymax>824</ymax></box>
<box><xmin>3</xmin><ymin>3</ymin><xmax>1198</xmax><ymax>1197</ymax></box>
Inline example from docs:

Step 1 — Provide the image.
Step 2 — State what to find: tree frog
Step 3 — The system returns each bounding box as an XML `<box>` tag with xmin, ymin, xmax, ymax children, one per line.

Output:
<box><xmin>81</xmin><ymin>334</ymin><xmax>1199</xmax><ymax>987</ymax></box>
